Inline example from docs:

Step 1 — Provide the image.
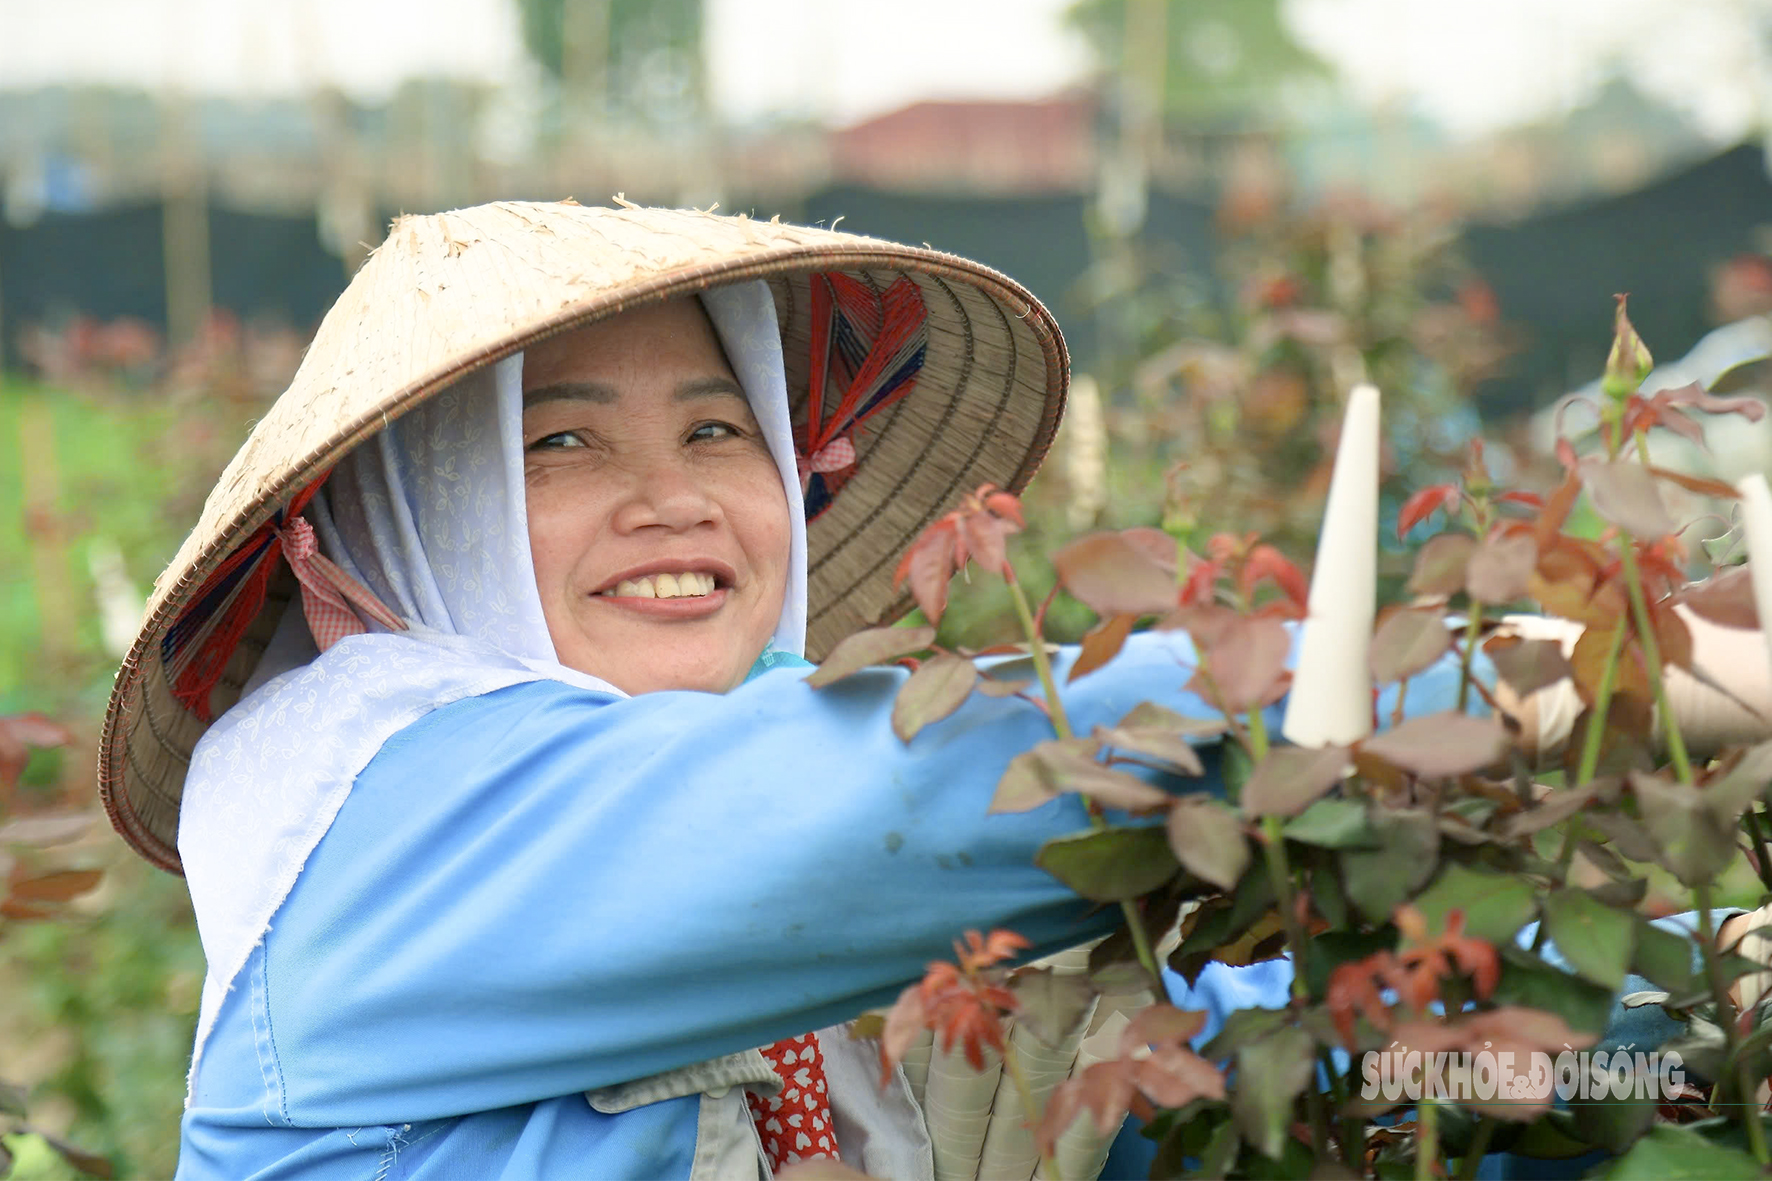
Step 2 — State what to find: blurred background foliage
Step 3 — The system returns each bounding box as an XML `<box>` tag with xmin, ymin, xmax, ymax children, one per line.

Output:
<box><xmin>5</xmin><ymin>0</ymin><xmax>1772</xmax><ymax>1173</ymax></box>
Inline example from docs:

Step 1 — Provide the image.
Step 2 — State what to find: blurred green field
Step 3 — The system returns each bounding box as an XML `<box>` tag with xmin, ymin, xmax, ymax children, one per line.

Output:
<box><xmin>2</xmin><ymin>378</ymin><xmax>248</xmax><ymax>1179</ymax></box>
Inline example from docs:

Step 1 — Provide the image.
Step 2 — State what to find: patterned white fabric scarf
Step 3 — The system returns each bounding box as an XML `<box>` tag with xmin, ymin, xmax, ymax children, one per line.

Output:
<box><xmin>177</xmin><ymin>282</ymin><xmax>809</xmax><ymax>1082</ymax></box>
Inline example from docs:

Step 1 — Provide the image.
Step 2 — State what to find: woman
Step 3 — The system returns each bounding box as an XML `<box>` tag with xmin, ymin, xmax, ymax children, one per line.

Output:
<box><xmin>106</xmin><ymin>202</ymin><xmax>1275</xmax><ymax>1179</ymax></box>
<box><xmin>101</xmin><ymin>202</ymin><xmax>1772</xmax><ymax>1180</ymax></box>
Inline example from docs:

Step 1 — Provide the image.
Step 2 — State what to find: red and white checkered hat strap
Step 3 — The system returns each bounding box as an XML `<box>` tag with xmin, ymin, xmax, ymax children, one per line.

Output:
<box><xmin>275</xmin><ymin>518</ymin><xmax>406</xmax><ymax>652</ymax></box>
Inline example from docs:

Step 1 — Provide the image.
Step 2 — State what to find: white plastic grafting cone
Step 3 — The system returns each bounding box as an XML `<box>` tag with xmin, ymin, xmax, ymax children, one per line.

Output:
<box><xmin>1736</xmin><ymin>474</ymin><xmax>1772</xmax><ymax>685</ymax></box>
<box><xmin>1282</xmin><ymin>383</ymin><xmax>1381</xmax><ymax>747</ymax></box>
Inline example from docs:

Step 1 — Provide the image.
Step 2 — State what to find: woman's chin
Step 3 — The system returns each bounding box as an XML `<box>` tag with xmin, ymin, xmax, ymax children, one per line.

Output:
<box><xmin>557</xmin><ymin>647</ymin><xmax>760</xmax><ymax>696</ymax></box>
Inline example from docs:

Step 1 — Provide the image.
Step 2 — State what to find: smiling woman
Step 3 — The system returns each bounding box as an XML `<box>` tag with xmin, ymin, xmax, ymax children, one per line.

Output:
<box><xmin>520</xmin><ymin>300</ymin><xmax>791</xmax><ymax>694</ymax></box>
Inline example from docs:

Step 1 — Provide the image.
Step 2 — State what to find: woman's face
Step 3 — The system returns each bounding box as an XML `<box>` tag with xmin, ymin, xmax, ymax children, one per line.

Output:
<box><xmin>521</xmin><ymin>298</ymin><xmax>791</xmax><ymax>694</ymax></box>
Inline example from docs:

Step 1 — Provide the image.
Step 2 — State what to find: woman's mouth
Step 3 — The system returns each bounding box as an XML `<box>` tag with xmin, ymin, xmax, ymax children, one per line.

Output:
<box><xmin>597</xmin><ymin>571</ymin><xmax>717</xmax><ymax>599</ymax></box>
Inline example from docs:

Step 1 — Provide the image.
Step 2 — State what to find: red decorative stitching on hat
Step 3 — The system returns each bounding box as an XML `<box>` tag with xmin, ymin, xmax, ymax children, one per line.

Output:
<box><xmin>163</xmin><ymin>476</ymin><xmax>406</xmax><ymax>721</ymax></box>
<box><xmin>798</xmin><ymin>272</ymin><xmax>928</xmax><ymax>521</ymax></box>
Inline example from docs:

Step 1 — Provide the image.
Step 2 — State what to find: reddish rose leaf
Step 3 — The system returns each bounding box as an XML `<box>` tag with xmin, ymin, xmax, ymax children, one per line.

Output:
<box><xmin>1093</xmin><ymin>722</ymin><xmax>1206</xmax><ymax>775</ymax></box>
<box><xmin>1651</xmin><ymin>600</ymin><xmax>1694</xmax><ymax>673</ymax></box>
<box><xmin>1166</xmin><ymin>794</ymin><xmax>1251</xmax><ymax>889</ymax></box>
<box><xmin>0</xmin><ymin>899</ymin><xmax>54</xmax><ymax>921</ymax></box>
<box><xmin>1360</xmin><ymin>712</ymin><xmax>1508</xmax><ymax>778</ymax></box>
<box><xmin>892</xmin><ymin>520</ymin><xmax>958</xmax><ymax>625</ymax></box>
<box><xmin>1653</xmin><ymin>380</ymin><xmax>1767</xmax><ymax>422</ymax></box>
<box><xmin>805</xmin><ymin>626</ymin><xmax>938</xmax><ymax>687</ymax></box>
<box><xmin>1241</xmin><ymin>544</ymin><xmax>1309</xmax><ymax>613</ymax></box>
<box><xmin>1038</xmin><ymin>1061</ymin><xmax>1139</xmax><ymax>1153</ymax></box>
<box><xmin>1114</xmin><ymin>700</ymin><xmax>1231</xmax><ymax>741</ymax></box>
<box><xmin>0</xmin><ymin>814</ymin><xmax>93</xmax><ymax>848</ymax></box>
<box><xmin>878</xmin><ymin>983</ymin><xmax>930</xmax><ymax>1086</ymax></box>
<box><xmin>1240</xmin><ymin>744</ymin><xmax>1352</xmax><ymax>819</ymax></box>
<box><xmin>958</xmin><ymin>510</ymin><xmax>1019</xmax><ymax>579</ymax></box>
<box><xmin>1070</xmin><ymin>613</ymin><xmax>1136</xmax><ymax>683</ymax></box>
<box><xmin>1397</xmin><ymin>484</ymin><xmax>1463</xmax><ymax>540</ymax></box>
<box><xmin>1407</xmin><ymin>533</ymin><xmax>1477</xmax><ymax>597</ymax></box>
<box><xmin>1646</xmin><ymin>464</ymin><xmax>1740</xmax><ymax>500</ymax></box>
<box><xmin>891</xmin><ymin>653</ymin><xmax>978</xmax><ymax>742</ymax></box>
<box><xmin>1465</xmin><ymin>531</ymin><xmax>1538</xmax><ymax>604</ymax></box>
<box><xmin>9</xmin><ymin>868</ymin><xmax>102</xmax><ymax>903</ymax></box>
<box><xmin>1579</xmin><ymin>458</ymin><xmax>1677</xmax><ymax>538</ymax></box>
<box><xmin>1121</xmin><ymin>525</ymin><xmax>1182</xmax><ymax>570</ymax></box>
<box><xmin>1190</xmin><ymin>615</ymin><xmax>1291</xmax><ymax>714</ymax></box>
<box><xmin>1495</xmin><ymin>490</ymin><xmax>1544</xmax><ymax>510</ymax></box>
<box><xmin>1369</xmin><ymin>606</ymin><xmax>1452</xmax><ymax>685</ymax></box>
<box><xmin>1678</xmin><ymin>566</ymin><xmax>1760</xmax><ymax>630</ymax></box>
<box><xmin>1533</xmin><ymin>471</ymin><xmax>1585</xmax><ymax>546</ymax></box>
<box><xmin>1132</xmin><ymin>1043</ymin><xmax>1227</xmax><ymax>1108</ymax></box>
<box><xmin>974</xmin><ymin>677</ymin><xmax>1032</xmax><ymax>698</ymax></box>
<box><xmin>1122</xmin><ymin>1005</ymin><xmax>1210</xmax><ymax>1053</ymax></box>
<box><xmin>1039</xmin><ymin>743</ymin><xmax>1176</xmax><ymax>812</ymax></box>
<box><xmin>0</xmin><ymin>713</ymin><xmax>75</xmax><ymax>791</ymax></box>
<box><xmin>1053</xmin><ymin>531</ymin><xmax>1180</xmax><ymax>618</ymax></box>
<box><xmin>990</xmin><ymin>738</ymin><xmax>1098</xmax><ymax>814</ymax></box>
<box><xmin>1483</xmin><ymin>635</ymin><xmax>1575</xmax><ymax>698</ymax></box>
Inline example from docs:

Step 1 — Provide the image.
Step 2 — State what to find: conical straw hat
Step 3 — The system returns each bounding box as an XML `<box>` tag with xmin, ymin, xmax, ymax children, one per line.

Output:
<box><xmin>99</xmin><ymin>200</ymin><xmax>1068</xmax><ymax>872</ymax></box>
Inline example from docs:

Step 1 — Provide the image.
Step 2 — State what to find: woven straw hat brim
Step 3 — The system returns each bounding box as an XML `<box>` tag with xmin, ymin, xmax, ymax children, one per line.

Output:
<box><xmin>100</xmin><ymin>201</ymin><xmax>1068</xmax><ymax>873</ymax></box>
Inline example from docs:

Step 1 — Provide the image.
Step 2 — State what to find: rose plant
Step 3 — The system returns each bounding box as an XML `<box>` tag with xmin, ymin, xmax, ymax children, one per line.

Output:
<box><xmin>807</xmin><ymin>297</ymin><xmax>1772</xmax><ymax>1179</ymax></box>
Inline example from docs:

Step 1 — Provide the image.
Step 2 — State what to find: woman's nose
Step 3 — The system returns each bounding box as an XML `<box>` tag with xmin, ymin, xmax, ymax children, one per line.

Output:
<box><xmin>607</xmin><ymin>455</ymin><xmax>721</xmax><ymax>534</ymax></box>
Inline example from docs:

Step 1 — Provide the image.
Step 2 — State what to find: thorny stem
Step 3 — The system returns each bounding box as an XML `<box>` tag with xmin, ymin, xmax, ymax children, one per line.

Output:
<box><xmin>1534</xmin><ymin>620</ymin><xmax>1626</xmax><ymax>954</ymax></box>
<box><xmin>1417</xmin><ymin>1097</ymin><xmax>1441</xmax><ymax>1181</ymax></box>
<box><xmin>1618</xmin><ymin>542</ymin><xmax>1693</xmax><ymax>783</ymax></box>
<box><xmin>1456</xmin><ymin>1117</ymin><xmax>1497</xmax><ymax>1181</ymax></box>
<box><xmin>1697</xmin><ymin>888</ymin><xmax>1771</xmax><ymax>1166</ymax></box>
<box><xmin>1613</xmin><ymin>532</ymin><xmax>1767</xmax><ymax>1161</ymax></box>
<box><xmin>1748</xmin><ymin>809</ymin><xmax>1772</xmax><ymax>895</ymax></box>
<box><xmin>1456</xmin><ymin>607</ymin><xmax>1483</xmax><ymax>714</ymax></box>
<box><xmin>1004</xmin><ymin>565</ymin><xmax>1162</xmax><ymax>986</ymax></box>
<box><xmin>1002</xmin><ymin>1039</ymin><xmax>1061</xmax><ymax>1181</ymax></box>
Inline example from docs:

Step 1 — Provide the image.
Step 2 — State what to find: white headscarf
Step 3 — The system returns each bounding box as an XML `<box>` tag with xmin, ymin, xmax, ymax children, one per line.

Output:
<box><xmin>178</xmin><ymin>282</ymin><xmax>808</xmax><ymax>1080</ymax></box>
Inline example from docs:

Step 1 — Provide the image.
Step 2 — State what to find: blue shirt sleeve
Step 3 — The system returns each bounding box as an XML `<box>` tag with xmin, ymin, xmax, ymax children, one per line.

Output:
<box><xmin>252</xmin><ymin>631</ymin><xmax>1230</xmax><ymax>1127</ymax></box>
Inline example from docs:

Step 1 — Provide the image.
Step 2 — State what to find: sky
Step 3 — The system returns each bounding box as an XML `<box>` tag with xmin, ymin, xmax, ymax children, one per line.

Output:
<box><xmin>0</xmin><ymin>0</ymin><xmax>1764</xmax><ymax>141</ymax></box>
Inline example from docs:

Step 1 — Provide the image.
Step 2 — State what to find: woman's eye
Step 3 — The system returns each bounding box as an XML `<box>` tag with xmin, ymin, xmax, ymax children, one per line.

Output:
<box><xmin>529</xmin><ymin>431</ymin><xmax>586</xmax><ymax>451</ymax></box>
<box><xmin>688</xmin><ymin>421</ymin><xmax>744</xmax><ymax>443</ymax></box>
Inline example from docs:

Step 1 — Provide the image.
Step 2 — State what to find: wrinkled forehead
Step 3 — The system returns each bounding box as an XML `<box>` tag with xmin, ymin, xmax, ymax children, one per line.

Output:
<box><xmin>521</xmin><ymin>296</ymin><xmax>736</xmax><ymax>400</ymax></box>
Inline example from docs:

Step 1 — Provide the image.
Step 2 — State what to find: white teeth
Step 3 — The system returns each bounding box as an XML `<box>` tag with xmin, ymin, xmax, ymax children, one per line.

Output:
<box><xmin>602</xmin><ymin>573</ymin><xmax>717</xmax><ymax>599</ymax></box>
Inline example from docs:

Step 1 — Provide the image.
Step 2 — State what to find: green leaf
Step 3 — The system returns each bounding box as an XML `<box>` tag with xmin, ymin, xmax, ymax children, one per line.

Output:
<box><xmin>1411</xmin><ymin>862</ymin><xmax>1539</xmax><ymax>946</ymax></box>
<box><xmin>1509</xmin><ymin>1110</ymin><xmax>1607</xmax><ymax>1161</ymax></box>
<box><xmin>1485</xmin><ymin>634</ymin><xmax>1576</xmax><ymax>698</ymax></box>
<box><xmin>1465</xmin><ymin>531</ymin><xmax>1538</xmax><ymax>604</ymax></box>
<box><xmin>890</xmin><ymin>653</ymin><xmax>978</xmax><ymax>742</ymax></box>
<box><xmin>1491</xmin><ymin>946</ymin><xmax>1616</xmax><ymax>1036</ymax></box>
<box><xmin>804</xmin><ymin>625</ymin><xmax>935</xmax><ymax>687</ymax></box>
<box><xmin>1630</xmin><ymin>918</ymin><xmax>1701</xmax><ymax>997</ymax></box>
<box><xmin>1408</xmin><ymin>532</ymin><xmax>1476</xmax><ymax>597</ymax></box>
<box><xmin>1283</xmin><ymin>798</ymin><xmax>1380</xmax><ymax>849</ymax></box>
<box><xmin>1632</xmin><ymin>773</ymin><xmax>1737</xmax><ymax>887</ymax></box>
<box><xmin>1199</xmin><ymin>1006</ymin><xmax>1292</xmax><ymax>1062</ymax></box>
<box><xmin>1165</xmin><ymin>795</ymin><xmax>1251</xmax><ymax>890</ymax></box>
<box><xmin>1240</xmin><ymin>744</ymin><xmax>1351</xmax><ymax>819</ymax></box>
<box><xmin>1596</xmin><ymin>1124</ymin><xmax>1760</xmax><ymax>1180</ymax></box>
<box><xmin>1035</xmin><ymin>826</ymin><xmax>1179</xmax><ymax>902</ymax></box>
<box><xmin>1700</xmin><ymin>739</ymin><xmax>1772</xmax><ymax>822</ymax></box>
<box><xmin>1231</xmin><ymin>1025</ymin><xmax>1315</xmax><ymax>1161</ymax></box>
<box><xmin>1340</xmin><ymin>809</ymin><xmax>1439</xmax><ymax>925</ymax></box>
<box><xmin>1541</xmin><ymin>888</ymin><xmax>1635</xmax><ymax>990</ymax></box>
<box><xmin>1571</xmin><ymin>1089</ymin><xmax>1656</xmax><ymax>1156</ymax></box>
